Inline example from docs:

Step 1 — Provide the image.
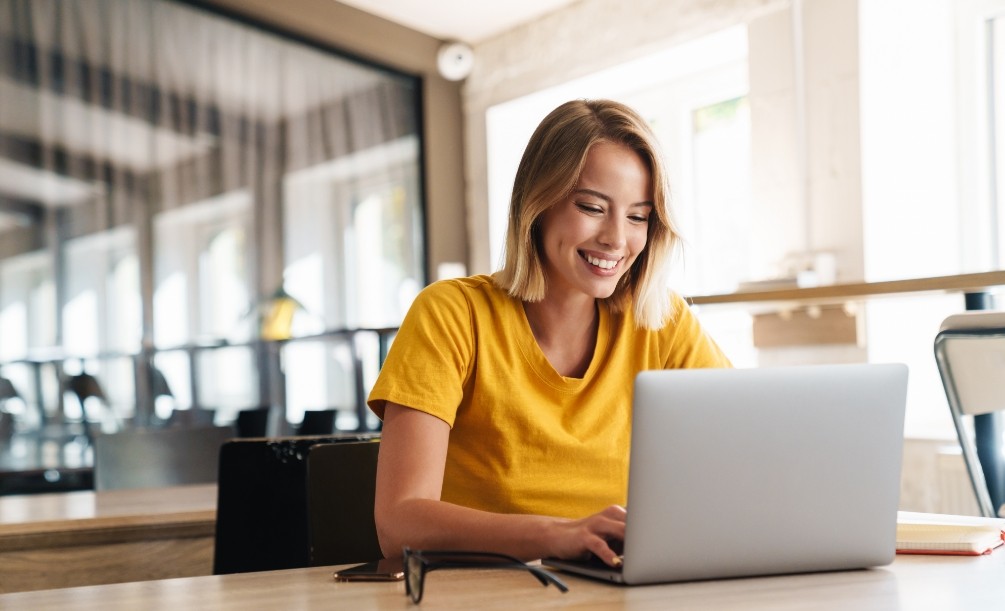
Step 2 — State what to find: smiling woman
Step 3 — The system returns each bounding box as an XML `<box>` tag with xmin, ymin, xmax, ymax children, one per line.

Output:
<box><xmin>367</xmin><ymin>99</ymin><xmax>731</xmax><ymax>570</ymax></box>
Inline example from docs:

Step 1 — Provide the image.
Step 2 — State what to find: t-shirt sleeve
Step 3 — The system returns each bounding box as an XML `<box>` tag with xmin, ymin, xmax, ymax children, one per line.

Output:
<box><xmin>661</xmin><ymin>292</ymin><xmax>733</xmax><ymax>369</ymax></box>
<box><xmin>366</xmin><ymin>280</ymin><xmax>475</xmax><ymax>427</ymax></box>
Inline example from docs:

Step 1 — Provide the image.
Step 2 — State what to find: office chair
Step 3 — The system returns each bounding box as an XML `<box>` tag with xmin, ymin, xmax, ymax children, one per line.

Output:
<box><xmin>934</xmin><ymin>311</ymin><xmax>1005</xmax><ymax>518</ymax></box>
<box><xmin>167</xmin><ymin>407</ymin><xmax>218</xmax><ymax>428</ymax></box>
<box><xmin>295</xmin><ymin>409</ymin><xmax>338</xmax><ymax>436</ymax></box>
<box><xmin>235</xmin><ymin>406</ymin><xmax>271</xmax><ymax>437</ymax></box>
<box><xmin>92</xmin><ymin>424</ymin><xmax>237</xmax><ymax>490</ymax></box>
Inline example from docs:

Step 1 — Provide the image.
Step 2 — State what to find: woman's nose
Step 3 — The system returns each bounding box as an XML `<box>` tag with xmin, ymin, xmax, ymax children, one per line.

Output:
<box><xmin>598</xmin><ymin>217</ymin><xmax>627</xmax><ymax>248</ymax></box>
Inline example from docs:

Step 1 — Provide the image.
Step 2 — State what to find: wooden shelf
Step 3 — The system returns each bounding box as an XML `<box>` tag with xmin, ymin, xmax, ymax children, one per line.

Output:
<box><xmin>686</xmin><ymin>271</ymin><xmax>1005</xmax><ymax>306</ymax></box>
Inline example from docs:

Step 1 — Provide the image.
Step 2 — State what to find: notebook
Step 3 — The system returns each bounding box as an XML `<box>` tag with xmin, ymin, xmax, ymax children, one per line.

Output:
<box><xmin>543</xmin><ymin>363</ymin><xmax>909</xmax><ymax>585</ymax></box>
<box><xmin>896</xmin><ymin>511</ymin><xmax>1005</xmax><ymax>556</ymax></box>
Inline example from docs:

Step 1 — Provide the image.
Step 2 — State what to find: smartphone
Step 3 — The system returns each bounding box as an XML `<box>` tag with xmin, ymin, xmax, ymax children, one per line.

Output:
<box><xmin>332</xmin><ymin>556</ymin><xmax>405</xmax><ymax>582</ymax></box>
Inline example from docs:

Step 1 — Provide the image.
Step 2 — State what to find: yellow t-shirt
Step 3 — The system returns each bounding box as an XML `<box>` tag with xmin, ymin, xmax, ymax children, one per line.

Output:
<box><xmin>367</xmin><ymin>274</ymin><xmax>731</xmax><ymax>519</ymax></box>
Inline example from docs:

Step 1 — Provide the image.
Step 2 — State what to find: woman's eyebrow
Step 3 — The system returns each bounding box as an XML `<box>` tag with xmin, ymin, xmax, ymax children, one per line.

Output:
<box><xmin>573</xmin><ymin>188</ymin><xmax>654</xmax><ymax>208</ymax></box>
<box><xmin>573</xmin><ymin>187</ymin><xmax>612</xmax><ymax>203</ymax></box>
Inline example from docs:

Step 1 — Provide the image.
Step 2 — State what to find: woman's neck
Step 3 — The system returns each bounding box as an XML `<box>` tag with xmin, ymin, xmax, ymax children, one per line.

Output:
<box><xmin>523</xmin><ymin>295</ymin><xmax>599</xmax><ymax>378</ymax></box>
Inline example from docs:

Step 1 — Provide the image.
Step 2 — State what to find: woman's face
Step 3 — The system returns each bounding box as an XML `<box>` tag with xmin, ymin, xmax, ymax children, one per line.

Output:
<box><xmin>537</xmin><ymin>141</ymin><xmax>653</xmax><ymax>302</ymax></box>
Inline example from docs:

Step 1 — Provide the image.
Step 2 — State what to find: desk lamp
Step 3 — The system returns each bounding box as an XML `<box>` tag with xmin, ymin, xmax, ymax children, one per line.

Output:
<box><xmin>150</xmin><ymin>365</ymin><xmax>173</xmax><ymax>399</ymax></box>
<box><xmin>149</xmin><ymin>364</ymin><xmax>176</xmax><ymax>424</ymax></box>
<box><xmin>0</xmin><ymin>375</ymin><xmax>20</xmax><ymax>440</ymax></box>
<box><xmin>67</xmin><ymin>372</ymin><xmax>106</xmax><ymax>402</ymax></box>
<box><xmin>0</xmin><ymin>375</ymin><xmax>19</xmax><ymax>404</ymax></box>
<box><xmin>64</xmin><ymin>372</ymin><xmax>108</xmax><ymax>441</ymax></box>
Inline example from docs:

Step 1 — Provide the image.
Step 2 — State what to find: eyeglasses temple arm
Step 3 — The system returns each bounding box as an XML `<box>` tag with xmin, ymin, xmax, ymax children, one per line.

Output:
<box><xmin>529</xmin><ymin>566</ymin><xmax>569</xmax><ymax>592</ymax></box>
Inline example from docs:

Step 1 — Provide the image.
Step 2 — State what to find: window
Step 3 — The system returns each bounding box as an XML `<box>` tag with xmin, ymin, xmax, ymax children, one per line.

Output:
<box><xmin>62</xmin><ymin>227</ymin><xmax>140</xmax><ymax>421</ymax></box>
<box><xmin>282</xmin><ymin>136</ymin><xmax>423</xmax><ymax>332</ymax></box>
<box><xmin>282</xmin><ymin>136</ymin><xmax>423</xmax><ymax>425</ymax></box>
<box><xmin>0</xmin><ymin>251</ymin><xmax>54</xmax><ymax>360</ymax></box>
<box><xmin>989</xmin><ymin>12</ymin><xmax>1005</xmax><ymax>266</ymax></box>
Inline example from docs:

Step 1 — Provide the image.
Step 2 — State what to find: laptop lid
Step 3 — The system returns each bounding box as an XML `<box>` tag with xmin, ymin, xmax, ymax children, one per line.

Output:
<box><xmin>546</xmin><ymin>363</ymin><xmax>908</xmax><ymax>585</ymax></box>
<box><xmin>306</xmin><ymin>440</ymin><xmax>383</xmax><ymax>566</ymax></box>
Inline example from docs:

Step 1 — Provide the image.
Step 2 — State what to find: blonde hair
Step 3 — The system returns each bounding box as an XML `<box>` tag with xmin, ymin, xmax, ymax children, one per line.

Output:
<box><xmin>494</xmin><ymin>99</ymin><xmax>680</xmax><ymax>330</ymax></box>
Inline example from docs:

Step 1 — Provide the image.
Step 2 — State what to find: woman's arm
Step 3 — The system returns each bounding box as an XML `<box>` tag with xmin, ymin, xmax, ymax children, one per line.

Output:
<box><xmin>374</xmin><ymin>402</ymin><xmax>626</xmax><ymax>565</ymax></box>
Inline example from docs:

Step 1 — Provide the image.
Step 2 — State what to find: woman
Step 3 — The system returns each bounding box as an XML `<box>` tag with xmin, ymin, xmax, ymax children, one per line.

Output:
<box><xmin>368</xmin><ymin>99</ymin><xmax>730</xmax><ymax>568</ymax></box>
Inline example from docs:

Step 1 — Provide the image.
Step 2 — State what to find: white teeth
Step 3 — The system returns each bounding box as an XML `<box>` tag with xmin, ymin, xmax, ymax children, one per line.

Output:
<box><xmin>585</xmin><ymin>254</ymin><xmax>618</xmax><ymax>270</ymax></box>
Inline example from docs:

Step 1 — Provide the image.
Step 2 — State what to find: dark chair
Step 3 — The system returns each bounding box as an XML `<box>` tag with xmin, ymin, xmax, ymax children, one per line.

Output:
<box><xmin>235</xmin><ymin>406</ymin><xmax>271</xmax><ymax>437</ymax></box>
<box><xmin>166</xmin><ymin>407</ymin><xmax>218</xmax><ymax>428</ymax></box>
<box><xmin>935</xmin><ymin>311</ymin><xmax>1005</xmax><ymax>517</ymax></box>
<box><xmin>296</xmin><ymin>409</ymin><xmax>338</xmax><ymax>436</ymax></box>
<box><xmin>306</xmin><ymin>440</ymin><xmax>382</xmax><ymax>565</ymax></box>
<box><xmin>93</xmin><ymin>425</ymin><xmax>237</xmax><ymax>490</ymax></box>
<box><xmin>212</xmin><ymin>433</ymin><xmax>379</xmax><ymax>575</ymax></box>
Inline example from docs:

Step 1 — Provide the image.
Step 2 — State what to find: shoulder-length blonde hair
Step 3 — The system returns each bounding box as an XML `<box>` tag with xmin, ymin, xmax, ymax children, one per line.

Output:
<box><xmin>494</xmin><ymin>99</ymin><xmax>680</xmax><ymax>330</ymax></box>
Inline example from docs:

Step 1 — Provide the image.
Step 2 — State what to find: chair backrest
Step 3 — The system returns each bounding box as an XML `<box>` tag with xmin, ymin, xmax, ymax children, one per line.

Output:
<box><xmin>235</xmin><ymin>406</ymin><xmax>271</xmax><ymax>437</ymax></box>
<box><xmin>167</xmin><ymin>407</ymin><xmax>217</xmax><ymax>428</ymax></box>
<box><xmin>296</xmin><ymin>409</ymin><xmax>338</xmax><ymax>436</ymax></box>
<box><xmin>93</xmin><ymin>425</ymin><xmax>236</xmax><ymax>491</ymax></box>
<box><xmin>934</xmin><ymin>311</ymin><xmax>1005</xmax><ymax>518</ymax></box>
<box><xmin>306</xmin><ymin>440</ymin><xmax>382</xmax><ymax>566</ymax></box>
<box><xmin>212</xmin><ymin>433</ymin><xmax>379</xmax><ymax>575</ymax></box>
<box><xmin>936</xmin><ymin>312</ymin><xmax>1005</xmax><ymax>416</ymax></box>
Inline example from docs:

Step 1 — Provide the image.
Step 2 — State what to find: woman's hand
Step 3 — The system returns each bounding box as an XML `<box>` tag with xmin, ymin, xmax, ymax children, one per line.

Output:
<box><xmin>546</xmin><ymin>504</ymin><xmax>627</xmax><ymax>567</ymax></box>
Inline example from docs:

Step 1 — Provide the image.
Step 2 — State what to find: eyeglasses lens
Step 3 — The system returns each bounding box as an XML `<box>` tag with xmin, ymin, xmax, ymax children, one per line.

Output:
<box><xmin>406</xmin><ymin>552</ymin><xmax>424</xmax><ymax>603</ymax></box>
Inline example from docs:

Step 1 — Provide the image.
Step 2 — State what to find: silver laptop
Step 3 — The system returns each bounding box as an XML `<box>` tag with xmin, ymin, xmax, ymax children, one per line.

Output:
<box><xmin>543</xmin><ymin>363</ymin><xmax>908</xmax><ymax>585</ymax></box>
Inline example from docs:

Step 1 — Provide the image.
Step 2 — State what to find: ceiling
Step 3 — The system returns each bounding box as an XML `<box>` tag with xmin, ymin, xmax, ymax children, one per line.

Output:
<box><xmin>335</xmin><ymin>0</ymin><xmax>579</xmax><ymax>44</ymax></box>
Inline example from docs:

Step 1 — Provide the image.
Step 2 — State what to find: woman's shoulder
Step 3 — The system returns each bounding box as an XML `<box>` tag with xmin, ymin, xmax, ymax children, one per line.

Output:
<box><xmin>418</xmin><ymin>274</ymin><xmax>508</xmax><ymax>302</ymax></box>
<box><xmin>410</xmin><ymin>274</ymin><xmax>513</xmax><ymax>317</ymax></box>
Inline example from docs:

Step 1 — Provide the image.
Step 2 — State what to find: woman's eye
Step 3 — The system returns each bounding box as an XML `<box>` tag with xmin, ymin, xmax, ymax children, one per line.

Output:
<box><xmin>575</xmin><ymin>202</ymin><xmax>603</xmax><ymax>214</ymax></box>
<box><xmin>629</xmin><ymin>214</ymin><xmax>649</xmax><ymax>224</ymax></box>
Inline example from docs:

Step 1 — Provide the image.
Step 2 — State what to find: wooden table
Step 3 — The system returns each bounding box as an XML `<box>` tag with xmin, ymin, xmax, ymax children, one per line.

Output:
<box><xmin>0</xmin><ymin>483</ymin><xmax>216</xmax><ymax>593</ymax></box>
<box><xmin>1</xmin><ymin>551</ymin><xmax>1002</xmax><ymax>609</ymax></box>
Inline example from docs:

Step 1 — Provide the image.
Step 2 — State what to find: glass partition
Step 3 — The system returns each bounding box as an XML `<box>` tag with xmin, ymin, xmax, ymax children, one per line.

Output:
<box><xmin>0</xmin><ymin>0</ymin><xmax>423</xmax><ymax>442</ymax></box>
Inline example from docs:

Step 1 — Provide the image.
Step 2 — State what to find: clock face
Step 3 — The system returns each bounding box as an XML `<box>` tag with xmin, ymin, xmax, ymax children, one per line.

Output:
<box><xmin>437</xmin><ymin>42</ymin><xmax>474</xmax><ymax>81</ymax></box>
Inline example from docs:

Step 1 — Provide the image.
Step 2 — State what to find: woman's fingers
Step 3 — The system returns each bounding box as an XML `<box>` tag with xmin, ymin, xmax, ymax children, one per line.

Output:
<box><xmin>575</xmin><ymin>505</ymin><xmax>627</xmax><ymax>566</ymax></box>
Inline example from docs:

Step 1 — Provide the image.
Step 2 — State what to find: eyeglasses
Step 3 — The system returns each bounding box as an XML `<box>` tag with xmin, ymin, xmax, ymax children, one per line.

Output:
<box><xmin>402</xmin><ymin>547</ymin><xmax>569</xmax><ymax>604</ymax></box>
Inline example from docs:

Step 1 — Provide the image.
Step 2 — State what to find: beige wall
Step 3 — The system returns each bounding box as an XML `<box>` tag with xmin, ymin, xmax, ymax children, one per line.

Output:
<box><xmin>199</xmin><ymin>0</ymin><xmax>468</xmax><ymax>283</ymax></box>
<box><xmin>747</xmin><ymin>0</ymin><xmax>864</xmax><ymax>284</ymax></box>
